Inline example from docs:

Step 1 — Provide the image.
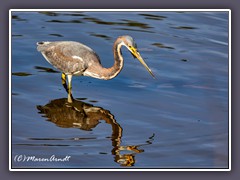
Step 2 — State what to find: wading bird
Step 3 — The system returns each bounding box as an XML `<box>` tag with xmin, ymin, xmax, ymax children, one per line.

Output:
<box><xmin>37</xmin><ymin>35</ymin><xmax>154</xmax><ymax>100</ymax></box>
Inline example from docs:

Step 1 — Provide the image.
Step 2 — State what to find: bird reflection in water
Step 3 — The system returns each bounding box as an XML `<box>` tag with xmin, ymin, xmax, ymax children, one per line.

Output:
<box><xmin>37</xmin><ymin>96</ymin><xmax>154</xmax><ymax>167</ymax></box>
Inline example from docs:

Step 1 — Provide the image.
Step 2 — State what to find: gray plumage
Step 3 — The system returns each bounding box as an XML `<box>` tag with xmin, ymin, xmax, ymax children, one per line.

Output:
<box><xmin>37</xmin><ymin>41</ymin><xmax>101</xmax><ymax>76</ymax></box>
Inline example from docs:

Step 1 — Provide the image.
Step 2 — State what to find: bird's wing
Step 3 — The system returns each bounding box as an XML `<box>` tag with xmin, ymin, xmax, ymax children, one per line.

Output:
<box><xmin>61</xmin><ymin>41</ymin><xmax>102</xmax><ymax>65</ymax></box>
<box><xmin>38</xmin><ymin>41</ymin><xmax>101</xmax><ymax>75</ymax></box>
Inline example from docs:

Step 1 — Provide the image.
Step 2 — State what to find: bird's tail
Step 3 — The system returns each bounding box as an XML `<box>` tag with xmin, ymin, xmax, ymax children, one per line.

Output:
<box><xmin>36</xmin><ymin>41</ymin><xmax>50</xmax><ymax>52</ymax></box>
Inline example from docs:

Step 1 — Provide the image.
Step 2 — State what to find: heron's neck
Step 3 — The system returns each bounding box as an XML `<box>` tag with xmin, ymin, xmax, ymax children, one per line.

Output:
<box><xmin>98</xmin><ymin>39</ymin><xmax>124</xmax><ymax>80</ymax></box>
<box><xmin>83</xmin><ymin>38</ymin><xmax>124</xmax><ymax>80</ymax></box>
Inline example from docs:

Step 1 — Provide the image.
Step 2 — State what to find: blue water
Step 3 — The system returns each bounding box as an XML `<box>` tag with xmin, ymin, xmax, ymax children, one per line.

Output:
<box><xmin>11</xmin><ymin>11</ymin><xmax>229</xmax><ymax>169</ymax></box>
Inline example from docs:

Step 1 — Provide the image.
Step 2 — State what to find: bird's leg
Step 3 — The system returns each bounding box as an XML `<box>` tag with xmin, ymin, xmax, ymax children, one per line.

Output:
<box><xmin>67</xmin><ymin>74</ymin><xmax>73</xmax><ymax>94</ymax></box>
<box><xmin>61</xmin><ymin>73</ymin><xmax>68</xmax><ymax>93</ymax></box>
<box><xmin>67</xmin><ymin>75</ymin><xmax>73</xmax><ymax>103</ymax></box>
<box><xmin>62</xmin><ymin>73</ymin><xmax>74</xmax><ymax>103</ymax></box>
<box><xmin>67</xmin><ymin>92</ymin><xmax>73</xmax><ymax>103</ymax></box>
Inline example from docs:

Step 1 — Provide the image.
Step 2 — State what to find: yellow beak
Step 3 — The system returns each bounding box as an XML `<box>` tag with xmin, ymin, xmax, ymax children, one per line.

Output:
<box><xmin>129</xmin><ymin>47</ymin><xmax>155</xmax><ymax>78</ymax></box>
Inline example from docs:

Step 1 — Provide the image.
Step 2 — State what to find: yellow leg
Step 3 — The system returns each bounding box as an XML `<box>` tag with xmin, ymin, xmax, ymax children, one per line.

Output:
<box><xmin>61</xmin><ymin>73</ymin><xmax>66</xmax><ymax>85</ymax></box>
<box><xmin>61</xmin><ymin>73</ymin><xmax>69</xmax><ymax>93</ymax></box>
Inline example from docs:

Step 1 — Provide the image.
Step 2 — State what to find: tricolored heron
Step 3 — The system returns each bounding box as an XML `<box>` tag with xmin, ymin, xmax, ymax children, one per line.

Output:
<box><xmin>37</xmin><ymin>35</ymin><xmax>154</xmax><ymax>99</ymax></box>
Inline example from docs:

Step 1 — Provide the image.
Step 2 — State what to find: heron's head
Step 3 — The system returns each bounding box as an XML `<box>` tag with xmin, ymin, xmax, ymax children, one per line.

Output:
<box><xmin>120</xmin><ymin>35</ymin><xmax>155</xmax><ymax>78</ymax></box>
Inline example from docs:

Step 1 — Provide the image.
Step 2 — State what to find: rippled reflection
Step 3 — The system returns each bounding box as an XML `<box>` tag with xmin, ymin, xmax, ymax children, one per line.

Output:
<box><xmin>37</xmin><ymin>97</ymin><xmax>154</xmax><ymax>166</ymax></box>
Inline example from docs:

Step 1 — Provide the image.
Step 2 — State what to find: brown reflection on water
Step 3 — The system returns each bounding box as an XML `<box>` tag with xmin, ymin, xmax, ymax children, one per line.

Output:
<box><xmin>37</xmin><ymin>97</ymin><xmax>154</xmax><ymax>167</ymax></box>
